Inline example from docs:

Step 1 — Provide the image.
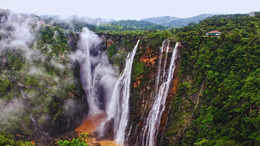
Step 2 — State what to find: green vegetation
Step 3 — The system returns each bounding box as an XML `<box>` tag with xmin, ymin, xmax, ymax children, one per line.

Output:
<box><xmin>0</xmin><ymin>20</ymin><xmax>86</xmax><ymax>144</ymax></box>
<box><xmin>133</xmin><ymin>62</ymin><xmax>145</xmax><ymax>77</ymax></box>
<box><xmin>38</xmin><ymin>25</ymin><xmax>70</xmax><ymax>57</ymax></box>
<box><xmin>57</xmin><ymin>133</ymin><xmax>88</xmax><ymax>146</ymax></box>
<box><xmin>57</xmin><ymin>138</ymin><xmax>87</xmax><ymax>146</ymax></box>
<box><xmin>165</xmin><ymin>14</ymin><xmax>260</xmax><ymax>146</ymax></box>
<box><xmin>0</xmin><ymin>12</ymin><xmax>259</xmax><ymax>146</ymax></box>
<box><xmin>254</xmin><ymin>12</ymin><xmax>260</xmax><ymax>18</ymax></box>
<box><xmin>106</xmin><ymin>44</ymin><xmax>118</xmax><ymax>58</ymax></box>
<box><xmin>96</xmin><ymin>20</ymin><xmax>166</xmax><ymax>31</ymax></box>
<box><xmin>142</xmin><ymin>15</ymin><xmax>212</xmax><ymax>28</ymax></box>
<box><xmin>0</xmin><ymin>50</ymin><xmax>25</xmax><ymax>71</ymax></box>
<box><xmin>0</xmin><ymin>134</ymin><xmax>34</xmax><ymax>146</ymax></box>
<box><xmin>0</xmin><ymin>78</ymin><xmax>10</xmax><ymax>93</ymax></box>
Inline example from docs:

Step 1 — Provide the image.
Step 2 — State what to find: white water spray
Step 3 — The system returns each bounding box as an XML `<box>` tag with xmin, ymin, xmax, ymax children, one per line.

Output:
<box><xmin>142</xmin><ymin>42</ymin><xmax>179</xmax><ymax>146</ymax></box>
<box><xmin>79</xmin><ymin>30</ymin><xmax>100</xmax><ymax>114</ymax></box>
<box><xmin>104</xmin><ymin>40</ymin><xmax>140</xmax><ymax>145</ymax></box>
<box><xmin>71</xmin><ymin>28</ymin><xmax>118</xmax><ymax>116</ymax></box>
<box><xmin>154</xmin><ymin>41</ymin><xmax>166</xmax><ymax>93</ymax></box>
<box><xmin>162</xmin><ymin>42</ymin><xmax>170</xmax><ymax>78</ymax></box>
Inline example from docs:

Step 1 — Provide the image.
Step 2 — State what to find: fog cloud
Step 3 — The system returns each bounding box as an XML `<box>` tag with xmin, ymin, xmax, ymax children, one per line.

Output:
<box><xmin>70</xmin><ymin>28</ymin><xmax>118</xmax><ymax>116</ymax></box>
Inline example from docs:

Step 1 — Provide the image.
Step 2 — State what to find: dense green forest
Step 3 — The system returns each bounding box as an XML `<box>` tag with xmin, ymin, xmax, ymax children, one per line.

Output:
<box><xmin>94</xmin><ymin>14</ymin><xmax>260</xmax><ymax>146</ymax></box>
<box><xmin>0</xmin><ymin>12</ymin><xmax>259</xmax><ymax>146</ymax></box>
<box><xmin>94</xmin><ymin>14</ymin><xmax>212</xmax><ymax>31</ymax></box>
<box><xmin>96</xmin><ymin>20</ymin><xmax>166</xmax><ymax>31</ymax></box>
<box><xmin>164</xmin><ymin>14</ymin><xmax>260</xmax><ymax>146</ymax></box>
<box><xmin>101</xmin><ymin>14</ymin><xmax>260</xmax><ymax>146</ymax></box>
<box><xmin>141</xmin><ymin>14</ymin><xmax>212</xmax><ymax>28</ymax></box>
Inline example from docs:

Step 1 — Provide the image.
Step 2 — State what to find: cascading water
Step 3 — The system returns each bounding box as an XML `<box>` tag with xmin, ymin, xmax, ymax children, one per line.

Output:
<box><xmin>154</xmin><ymin>40</ymin><xmax>166</xmax><ymax>94</ymax></box>
<box><xmin>70</xmin><ymin>28</ymin><xmax>118</xmax><ymax>116</ymax></box>
<box><xmin>72</xmin><ymin>28</ymin><xmax>140</xmax><ymax>146</ymax></box>
<box><xmin>162</xmin><ymin>42</ymin><xmax>170</xmax><ymax>78</ymax></box>
<box><xmin>142</xmin><ymin>42</ymin><xmax>179</xmax><ymax>146</ymax></box>
<box><xmin>105</xmin><ymin>40</ymin><xmax>140</xmax><ymax>145</ymax></box>
<box><xmin>73</xmin><ymin>28</ymin><xmax>177</xmax><ymax>146</ymax></box>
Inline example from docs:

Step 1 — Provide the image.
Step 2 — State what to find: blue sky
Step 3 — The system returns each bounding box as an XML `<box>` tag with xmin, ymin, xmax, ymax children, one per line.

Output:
<box><xmin>1</xmin><ymin>0</ymin><xmax>260</xmax><ymax>19</ymax></box>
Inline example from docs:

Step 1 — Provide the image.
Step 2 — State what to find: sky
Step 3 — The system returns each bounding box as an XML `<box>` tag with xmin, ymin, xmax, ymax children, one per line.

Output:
<box><xmin>1</xmin><ymin>0</ymin><xmax>260</xmax><ymax>20</ymax></box>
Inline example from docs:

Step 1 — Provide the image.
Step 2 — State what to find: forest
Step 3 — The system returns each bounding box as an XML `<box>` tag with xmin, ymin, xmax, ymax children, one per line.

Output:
<box><xmin>0</xmin><ymin>12</ymin><xmax>259</xmax><ymax>146</ymax></box>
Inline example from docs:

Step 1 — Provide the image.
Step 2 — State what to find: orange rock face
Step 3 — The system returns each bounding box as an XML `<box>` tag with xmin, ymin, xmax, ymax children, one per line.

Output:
<box><xmin>75</xmin><ymin>113</ymin><xmax>107</xmax><ymax>134</ymax></box>
<box><xmin>133</xmin><ymin>75</ymin><xmax>143</xmax><ymax>88</ymax></box>
<box><xmin>160</xmin><ymin>59</ymin><xmax>180</xmax><ymax>134</ymax></box>
<box><xmin>31</xmin><ymin>141</ymin><xmax>35</xmax><ymax>145</ymax></box>
<box><xmin>75</xmin><ymin>112</ymin><xmax>119</xmax><ymax>146</ymax></box>
<box><xmin>140</xmin><ymin>56</ymin><xmax>157</xmax><ymax>66</ymax></box>
<box><xmin>133</xmin><ymin>80</ymin><xmax>141</xmax><ymax>88</ymax></box>
<box><xmin>139</xmin><ymin>47</ymin><xmax>158</xmax><ymax>66</ymax></box>
<box><xmin>107</xmin><ymin>39</ymin><xmax>114</xmax><ymax>48</ymax></box>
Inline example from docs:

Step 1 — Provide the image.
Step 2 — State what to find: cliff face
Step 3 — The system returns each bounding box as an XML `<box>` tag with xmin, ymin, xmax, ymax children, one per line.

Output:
<box><xmin>128</xmin><ymin>42</ymin><xmax>181</xmax><ymax>146</ymax></box>
<box><xmin>2</xmin><ymin>12</ymin><xmax>259</xmax><ymax>146</ymax></box>
<box><xmin>0</xmin><ymin>18</ymin><xmax>181</xmax><ymax>144</ymax></box>
<box><xmin>98</xmin><ymin>15</ymin><xmax>260</xmax><ymax>146</ymax></box>
<box><xmin>99</xmin><ymin>34</ymin><xmax>182</xmax><ymax>145</ymax></box>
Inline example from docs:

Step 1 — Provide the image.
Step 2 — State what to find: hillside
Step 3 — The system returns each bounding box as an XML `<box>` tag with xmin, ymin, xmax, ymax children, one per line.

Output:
<box><xmin>142</xmin><ymin>14</ymin><xmax>213</xmax><ymax>27</ymax></box>
<box><xmin>164</xmin><ymin>14</ymin><xmax>260</xmax><ymax>146</ymax></box>
<box><xmin>142</xmin><ymin>16</ymin><xmax>180</xmax><ymax>25</ymax></box>
<box><xmin>93</xmin><ymin>14</ymin><xmax>213</xmax><ymax>31</ymax></box>
<box><xmin>0</xmin><ymin>10</ymin><xmax>259</xmax><ymax>146</ymax></box>
<box><xmin>96</xmin><ymin>20</ymin><xmax>166</xmax><ymax>31</ymax></box>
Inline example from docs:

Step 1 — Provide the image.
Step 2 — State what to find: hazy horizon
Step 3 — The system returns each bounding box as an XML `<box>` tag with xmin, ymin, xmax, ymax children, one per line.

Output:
<box><xmin>1</xmin><ymin>0</ymin><xmax>260</xmax><ymax>20</ymax></box>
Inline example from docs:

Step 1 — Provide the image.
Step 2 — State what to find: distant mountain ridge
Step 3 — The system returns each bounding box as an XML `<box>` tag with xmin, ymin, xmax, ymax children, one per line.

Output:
<box><xmin>98</xmin><ymin>20</ymin><xmax>166</xmax><ymax>31</ymax></box>
<box><xmin>141</xmin><ymin>14</ymin><xmax>214</xmax><ymax>27</ymax></box>
<box><xmin>99</xmin><ymin>14</ymin><xmax>214</xmax><ymax>30</ymax></box>
<box><xmin>141</xmin><ymin>16</ymin><xmax>180</xmax><ymax>26</ymax></box>
<box><xmin>0</xmin><ymin>8</ymin><xmax>214</xmax><ymax>31</ymax></box>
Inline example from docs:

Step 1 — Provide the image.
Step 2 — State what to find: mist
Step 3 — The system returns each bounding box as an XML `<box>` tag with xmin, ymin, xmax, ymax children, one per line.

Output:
<box><xmin>0</xmin><ymin>10</ymin><xmax>70</xmax><ymax>135</ymax></box>
<box><xmin>70</xmin><ymin>28</ymin><xmax>119</xmax><ymax>116</ymax></box>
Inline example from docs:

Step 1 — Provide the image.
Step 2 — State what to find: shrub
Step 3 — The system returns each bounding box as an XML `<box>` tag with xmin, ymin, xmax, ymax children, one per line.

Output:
<box><xmin>0</xmin><ymin>78</ymin><xmax>10</xmax><ymax>93</ymax></box>
<box><xmin>57</xmin><ymin>133</ymin><xmax>88</xmax><ymax>146</ymax></box>
<box><xmin>133</xmin><ymin>62</ymin><xmax>145</xmax><ymax>77</ymax></box>
<box><xmin>107</xmin><ymin>44</ymin><xmax>117</xmax><ymax>58</ymax></box>
<box><xmin>0</xmin><ymin>134</ymin><xmax>34</xmax><ymax>146</ymax></box>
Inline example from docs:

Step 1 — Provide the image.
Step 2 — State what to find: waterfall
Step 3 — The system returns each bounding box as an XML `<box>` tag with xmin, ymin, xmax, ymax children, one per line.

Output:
<box><xmin>162</xmin><ymin>42</ymin><xmax>170</xmax><ymax>78</ymax></box>
<box><xmin>105</xmin><ymin>40</ymin><xmax>140</xmax><ymax>145</ymax></box>
<box><xmin>154</xmin><ymin>40</ymin><xmax>166</xmax><ymax>94</ymax></box>
<box><xmin>72</xmin><ymin>28</ymin><xmax>140</xmax><ymax>145</ymax></box>
<box><xmin>70</xmin><ymin>28</ymin><xmax>118</xmax><ymax>116</ymax></box>
<box><xmin>78</xmin><ymin>30</ymin><xmax>100</xmax><ymax>115</ymax></box>
<box><xmin>72</xmin><ymin>29</ymin><xmax>177</xmax><ymax>146</ymax></box>
<box><xmin>142</xmin><ymin>42</ymin><xmax>179</xmax><ymax>146</ymax></box>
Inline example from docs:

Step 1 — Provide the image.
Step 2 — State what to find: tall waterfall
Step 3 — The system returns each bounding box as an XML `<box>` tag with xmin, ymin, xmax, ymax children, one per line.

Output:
<box><xmin>106</xmin><ymin>40</ymin><xmax>140</xmax><ymax>145</ymax></box>
<box><xmin>72</xmin><ymin>28</ymin><xmax>141</xmax><ymax>145</ymax></box>
<box><xmin>142</xmin><ymin>42</ymin><xmax>179</xmax><ymax>146</ymax></box>
<box><xmin>70</xmin><ymin>28</ymin><xmax>118</xmax><ymax>116</ymax></box>
<box><xmin>72</xmin><ymin>28</ymin><xmax>178</xmax><ymax>146</ymax></box>
<box><xmin>154</xmin><ymin>40</ymin><xmax>166</xmax><ymax>94</ymax></box>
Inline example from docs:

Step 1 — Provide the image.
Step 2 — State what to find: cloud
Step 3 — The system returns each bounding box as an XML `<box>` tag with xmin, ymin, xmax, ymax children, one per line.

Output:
<box><xmin>0</xmin><ymin>11</ymin><xmax>66</xmax><ymax>134</ymax></box>
<box><xmin>0</xmin><ymin>98</ymin><xmax>25</xmax><ymax>131</ymax></box>
<box><xmin>0</xmin><ymin>11</ymin><xmax>117</xmax><ymax>137</ymax></box>
<box><xmin>0</xmin><ymin>10</ymin><xmax>41</xmax><ymax>60</ymax></box>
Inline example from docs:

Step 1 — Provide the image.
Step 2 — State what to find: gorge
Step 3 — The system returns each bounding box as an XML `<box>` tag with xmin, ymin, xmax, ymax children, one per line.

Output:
<box><xmin>0</xmin><ymin>9</ymin><xmax>259</xmax><ymax>146</ymax></box>
<box><xmin>72</xmin><ymin>27</ymin><xmax>179</xmax><ymax>146</ymax></box>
